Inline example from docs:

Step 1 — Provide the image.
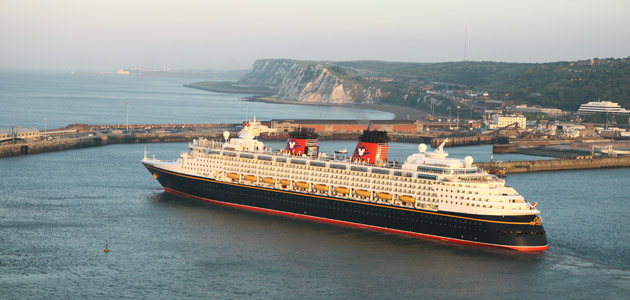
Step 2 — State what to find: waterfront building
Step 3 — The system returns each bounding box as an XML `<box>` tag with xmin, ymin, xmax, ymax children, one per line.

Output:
<box><xmin>492</xmin><ymin>115</ymin><xmax>527</xmax><ymax>129</ymax></box>
<box><xmin>577</xmin><ymin>101</ymin><xmax>630</xmax><ymax>115</ymax></box>
<box><xmin>0</xmin><ymin>127</ymin><xmax>41</xmax><ymax>143</ymax></box>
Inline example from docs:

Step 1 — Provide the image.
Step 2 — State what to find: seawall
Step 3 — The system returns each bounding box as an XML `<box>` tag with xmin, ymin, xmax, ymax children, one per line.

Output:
<box><xmin>431</xmin><ymin>136</ymin><xmax>495</xmax><ymax>148</ymax></box>
<box><xmin>0</xmin><ymin>132</ymin><xmax>234</xmax><ymax>158</ymax></box>
<box><xmin>474</xmin><ymin>156</ymin><xmax>630</xmax><ymax>173</ymax></box>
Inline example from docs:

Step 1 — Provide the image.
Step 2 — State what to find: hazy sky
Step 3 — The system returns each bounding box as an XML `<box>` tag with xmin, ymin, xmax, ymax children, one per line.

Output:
<box><xmin>1</xmin><ymin>0</ymin><xmax>628</xmax><ymax>71</ymax></box>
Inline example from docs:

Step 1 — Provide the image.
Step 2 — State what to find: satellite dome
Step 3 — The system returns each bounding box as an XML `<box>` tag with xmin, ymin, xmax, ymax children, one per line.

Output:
<box><xmin>464</xmin><ymin>156</ymin><xmax>474</xmax><ymax>168</ymax></box>
<box><xmin>418</xmin><ymin>143</ymin><xmax>427</xmax><ymax>153</ymax></box>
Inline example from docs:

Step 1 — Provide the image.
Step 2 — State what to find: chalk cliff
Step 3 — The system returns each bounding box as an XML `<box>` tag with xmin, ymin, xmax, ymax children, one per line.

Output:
<box><xmin>238</xmin><ymin>59</ymin><xmax>385</xmax><ymax>104</ymax></box>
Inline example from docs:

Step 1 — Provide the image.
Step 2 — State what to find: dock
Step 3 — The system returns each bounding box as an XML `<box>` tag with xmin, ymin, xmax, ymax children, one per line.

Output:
<box><xmin>430</xmin><ymin>135</ymin><xmax>495</xmax><ymax>148</ymax></box>
<box><xmin>474</xmin><ymin>156</ymin><xmax>630</xmax><ymax>173</ymax></box>
<box><xmin>0</xmin><ymin>131</ymin><xmax>235</xmax><ymax>158</ymax></box>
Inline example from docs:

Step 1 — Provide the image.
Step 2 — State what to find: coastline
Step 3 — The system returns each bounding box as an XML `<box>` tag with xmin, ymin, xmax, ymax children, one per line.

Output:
<box><xmin>244</xmin><ymin>96</ymin><xmax>428</xmax><ymax>120</ymax></box>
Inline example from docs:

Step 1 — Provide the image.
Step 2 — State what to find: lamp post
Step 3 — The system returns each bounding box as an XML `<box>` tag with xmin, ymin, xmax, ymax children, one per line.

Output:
<box><xmin>126</xmin><ymin>102</ymin><xmax>130</xmax><ymax>132</ymax></box>
<box><xmin>456</xmin><ymin>106</ymin><xmax>461</xmax><ymax>130</ymax></box>
<box><xmin>44</xmin><ymin>117</ymin><xmax>47</xmax><ymax>139</ymax></box>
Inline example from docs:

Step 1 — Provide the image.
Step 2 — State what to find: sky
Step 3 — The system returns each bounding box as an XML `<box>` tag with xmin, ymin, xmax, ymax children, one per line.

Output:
<box><xmin>1</xmin><ymin>0</ymin><xmax>628</xmax><ymax>71</ymax></box>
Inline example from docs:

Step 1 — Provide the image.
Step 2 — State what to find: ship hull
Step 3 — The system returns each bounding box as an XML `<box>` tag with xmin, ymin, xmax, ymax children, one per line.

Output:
<box><xmin>144</xmin><ymin>163</ymin><xmax>548</xmax><ymax>251</ymax></box>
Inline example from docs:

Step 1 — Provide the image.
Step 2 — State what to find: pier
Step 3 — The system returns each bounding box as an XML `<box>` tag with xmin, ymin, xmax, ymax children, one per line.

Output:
<box><xmin>0</xmin><ymin>131</ymin><xmax>235</xmax><ymax>158</ymax></box>
<box><xmin>474</xmin><ymin>156</ymin><xmax>630</xmax><ymax>173</ymax></box>
<box><xmin>430</xmin><ymin>135</ymin><xmax>495</xmax><ymax>148</ymax></box>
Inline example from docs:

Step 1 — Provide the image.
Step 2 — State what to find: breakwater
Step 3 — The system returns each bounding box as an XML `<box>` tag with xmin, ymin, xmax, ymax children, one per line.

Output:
<box><xmin>0</xmin><ymin>131</ymin><xmax>235</xmax><ymax>158</ymax></box>
<box><xmin>431</xmin><ymin>135</ymin><xmax>495</xmax><ymax>148</ymax></box>
<box><xmin>474</xmin><ymin>156</ymin><xmax>630</xmax><ymax>173</ymax></box>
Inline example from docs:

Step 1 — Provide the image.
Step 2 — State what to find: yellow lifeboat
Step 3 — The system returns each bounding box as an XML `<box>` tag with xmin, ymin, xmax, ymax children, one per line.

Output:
<box><xmin>377</xmin><ymin>192</ymin><xmax>393</xmax><ymax>201</ymax></box>
<box><xmin>356</xmin><ymin>189</ymin><xmax>370</xmax><ymax>197</ymax></box>
<box><xmin>335</xmin><ymin>187</ymin><xmax>349</xmax><ymax>195</ymax></box>
<box><xmin>280</xmin><ymin>179</ymin><xmax>291</xmax><ymax>186</ymax></box>
<box><xmin>400</xmin><ymin>195</ymin><xmax>415</xmax><ymax>203</ymax></box>
<box><xmin>296</xmin><ymin>182</ymin><xmax>309</xmax><ymax>189</ymax></box>
<box><xmin>244</xmin><ymin>175</ymin><xmax>257</xmax><ymax>182</ymax></box>
<box><xmin>315</xmin><ymin>184</ymin><xmax>328</xmax><ymax>192</ymax></box>
<box><xmin>227</xmin><ymin>173</ymin><xmax>240</xmax><ymax>180</ymax></box>
<box><xmin>263</xmin><ymin>177</ymin><xmax>275</xmax><ymax>185</ymax></box>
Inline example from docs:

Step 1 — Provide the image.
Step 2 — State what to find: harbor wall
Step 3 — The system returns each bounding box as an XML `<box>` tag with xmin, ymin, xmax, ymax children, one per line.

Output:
<box><xmin>0</xmin><ymin>132</ymin><xmax>234</xmax><ymax>158</ymax></box>
<box><xmin>474</xmin><ymin>156</ymin><xmax>630</xmax><ymax>173</ymax></box>
<box><xmin>431</xmin><ymin>136</ymin><xmax>495</xmax><ymax>148</ymax></box>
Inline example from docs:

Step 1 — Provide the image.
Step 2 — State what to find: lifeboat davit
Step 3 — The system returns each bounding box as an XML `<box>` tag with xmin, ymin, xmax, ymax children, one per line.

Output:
<box><xmin>335</xmin><ymin>187</ymin><xmax>349</xmax><ymax>195</ymax></box>
<box><xmin>356</xmin><ymin>189</ymin><xmax>370</xmax><ymax>197</ymax></box>
<box><xmin>377</xmin><ymin>192</ymin><xmax>393</xmax><ymax>201</ymax></box>
<box><xmin>296</xmin><ymin>182</ymin><xmax>309</xmax><ymax>189</ymax></box>
<box><xmin>263</xmin><ymin>177</ymin><xmax>275</xmax><ymax>184</ymax></box>
<box><xmin>227</xmin><ymin>173</ymin><xmax>240</xmax><ymax>180</ymax></box>
<box><xmin>400</xmin><ymin>195</ymin><xmax>415</xmax><ymax>203</ymax></box>
<box><xmin>315</xmin><ymin>184</ymin><xmax>328</xmax><ymax>192</ymax></box>
<box><xmin>244</xmin><ymin>175</ymin><xmax>257</xmax><ymax>182</ymax></box>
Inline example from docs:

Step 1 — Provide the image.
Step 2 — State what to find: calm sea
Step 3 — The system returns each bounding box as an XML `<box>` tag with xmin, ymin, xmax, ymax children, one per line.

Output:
<box><xmin>1</xmin><ymin>72</ymin><xmax>629</xmax><ymax>299</ymax></box>
<box><xmin>0</xmin><ymin>71</ymin><xmax>392</xmax><ymax>130</ymax></box>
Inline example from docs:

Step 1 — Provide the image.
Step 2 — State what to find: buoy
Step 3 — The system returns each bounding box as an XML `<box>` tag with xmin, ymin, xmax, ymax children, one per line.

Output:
<box><xmin>104</xmin><ymin>240</ymin><xmax>110</xmax><ymax>253</ymax></box>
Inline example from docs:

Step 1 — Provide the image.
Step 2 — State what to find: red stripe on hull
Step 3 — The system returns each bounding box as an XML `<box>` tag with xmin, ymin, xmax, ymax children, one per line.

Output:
<box><xmin>163</xmin><ymin>187</ymin><xmax>548</xmax><ymax>252</ymax></box>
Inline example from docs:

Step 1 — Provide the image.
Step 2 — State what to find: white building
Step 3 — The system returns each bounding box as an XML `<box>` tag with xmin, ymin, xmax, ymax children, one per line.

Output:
<box><xmin>0</xmin><ymin>127</ymin><xmax>41</xmax><ymax>141</ymax></box>
<box><xmin>578</xmin><ymin>101</ymin><xmax>630</xmax><ymax>115</ymax></box>
<box><xmin>492</xmin><ymin>115</ymin><xmax>527</xmax><ymax>129</ymax></box>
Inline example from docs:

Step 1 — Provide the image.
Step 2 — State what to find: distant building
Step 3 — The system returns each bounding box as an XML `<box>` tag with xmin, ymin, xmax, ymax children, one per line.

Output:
<box><xmin>269</xmin><ymin>120</ymin><xmax>422</xmax><ymax>134</ymax></box>
<box><xmin>0</xmin><ymin>127</ymin><xmax>41</xmax><ymax>142</ymax></box>
<box><xmin>492</xmin><ymin>115</ymin><xmax>526</xmax><ymax>129</ymax></box>
<box><xmin>483</xmin><ymin>100</ymin><xmax>505</xmax><ymax>110</ymax></box>
<box><xmin>513</xmin><ymin>104</ymin><xmax>565</xmax><ymax>116</ymax></box>
<box><xmin>578</xmin><ymin>101</ymin><xmax>630</xmax><ymax>115</ymax></box>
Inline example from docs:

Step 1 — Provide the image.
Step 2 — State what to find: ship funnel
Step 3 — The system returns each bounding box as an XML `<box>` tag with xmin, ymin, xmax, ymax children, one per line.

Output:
<box><xmin>352</xmin><ymin>129</ymin><xmax>390</xmax><ymax>165</ymax></box>
<box><xmin>285</xmin><ymin>127</ymin><xmax>319</xmax><ymax>156</ymax></box>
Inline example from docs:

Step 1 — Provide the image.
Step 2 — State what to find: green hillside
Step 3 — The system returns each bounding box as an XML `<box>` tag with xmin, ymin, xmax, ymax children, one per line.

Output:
<box><xmin>484</xmin><ymin>59</ymin><xmax>630</xmax><ymax>110</ymax></box>
<box><xmin>330</xmin><ymin>58</ymin><xmax>630</xmax><ymax>111</ymax></box>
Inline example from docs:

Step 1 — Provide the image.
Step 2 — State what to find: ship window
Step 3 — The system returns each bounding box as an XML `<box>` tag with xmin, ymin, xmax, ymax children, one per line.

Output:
<box><xmin>372</xmin><ymin>168</ymin><xmax>390</xmax><ymax>175</ymax></box>
<box><xmin>350</xmin><ymin>166</ymin><xmax>367</xmax><ymax>172</ymax></box>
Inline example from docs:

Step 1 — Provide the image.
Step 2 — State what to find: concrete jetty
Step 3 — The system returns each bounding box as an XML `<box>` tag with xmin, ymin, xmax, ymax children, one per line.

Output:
<box><xmin>0</xmin><ymin>131</ymin><xmax>235</xmax><ymax>158</ymax></box>
<box><xmin>474</xmin><ymin>156</ymin><xmax>630</xmax><ymax>174</ymax></box>
<box><xmin>431</xmin><ymin>135</ymin><xmax>495</xmax><ymax>148</ymax></box>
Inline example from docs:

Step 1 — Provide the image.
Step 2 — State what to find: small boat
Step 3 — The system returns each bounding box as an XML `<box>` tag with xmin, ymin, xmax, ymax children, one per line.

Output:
<box><xmin>377</xmin><ymin>192</ymin><xmax>393</xmax><ymax>200</ymax></box>
<box><xmin>356</xmin><ymin>189</ymin><xmax>370</xmax><ymax>197</ymax></box>
<box><xmin>280</xmin><ymin>179</ymin><xmax>291</xmax><ymax>186</ymax></box>
<box><xmin>296</xmin><ymin>182</ymin><xmax>309</xmax><ymax>189</ymax></box>
<box><xmin>227</xmin><ymin>173</ymin><xmax>240</xmax><ymax>180</ymax></box>
<box><xmin>244</xmin><ymin>175</ymin><xmax>257</xmax><ymax>182</ymax></box>
<box><xmin>335</xmin><ymin>149</ymin><xmax>348</xmax><ymax>154</ymax></box>
<box><xmin>263</xmin><ymin>177</ymin><xmax>275</xmax><ymax>184</ymax></box>
<box><xmin>400</xmin><ymin>195</ymin><xmax>415</xmax><ymax>203</ymax></box>
<box><xmin>315</xmin><ymin>184</ymin><xmax>328</xmax><ymax>192</ymax></box>
<box><xmin>335</xmin><ymin>186</ymin><xmax>349</xmax><ymax>195</ymax></box>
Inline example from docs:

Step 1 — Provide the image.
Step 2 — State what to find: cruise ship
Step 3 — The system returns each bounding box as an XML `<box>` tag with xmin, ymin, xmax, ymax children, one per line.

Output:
<box><xmin>142</xmin><ymin>119</ymin><xmax>548</xmax><ymax>251</ymax></box>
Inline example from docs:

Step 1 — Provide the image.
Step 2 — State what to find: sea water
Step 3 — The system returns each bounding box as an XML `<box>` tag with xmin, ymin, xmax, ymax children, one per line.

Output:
<box><xmin>0</xmin><ymin>71</ymin><xmax>628</xmax><ymax>299</ymax></box>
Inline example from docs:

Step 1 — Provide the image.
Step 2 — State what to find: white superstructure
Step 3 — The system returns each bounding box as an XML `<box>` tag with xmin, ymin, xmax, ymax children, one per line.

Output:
<box><xmin>143</xmin><ymin>119</ymin><xmax>539</xmax><ymax>218</ymax></box>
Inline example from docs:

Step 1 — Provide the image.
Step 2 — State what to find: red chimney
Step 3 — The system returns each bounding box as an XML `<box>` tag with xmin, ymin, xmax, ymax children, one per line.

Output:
<box><xmin>285</xmin><ymin>128</ymin><xmax>319</xmax><ymax>156</ymax></box>
<box><xmin>352</xmin><ymin>129</ymin><xmax>390</xmax><ymax>164</ymax></box>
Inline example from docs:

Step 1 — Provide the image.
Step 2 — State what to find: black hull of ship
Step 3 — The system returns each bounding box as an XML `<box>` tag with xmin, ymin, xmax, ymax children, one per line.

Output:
<box><xmin>144</xmin><ymin>164</ymin><xmax>548</xmax><ymax>251</ymax></box>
